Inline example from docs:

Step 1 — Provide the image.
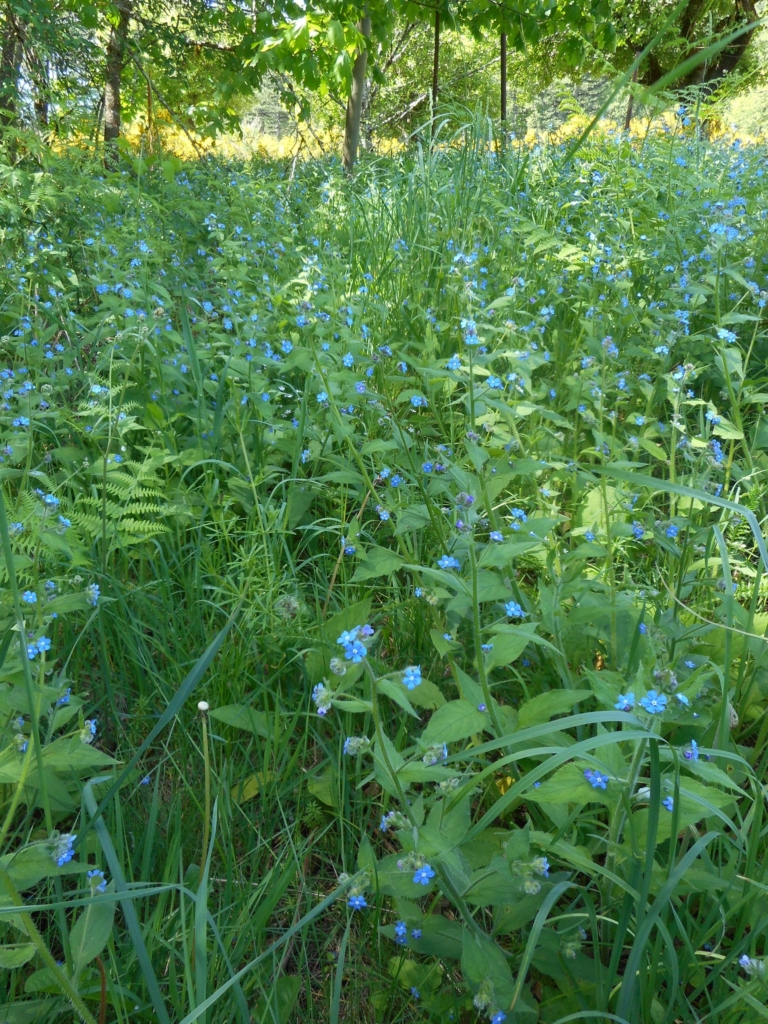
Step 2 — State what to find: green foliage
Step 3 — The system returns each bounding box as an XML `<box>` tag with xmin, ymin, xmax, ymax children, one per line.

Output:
<box><xmin>2</xmin><ymin>114</ymin><xmax>768</xmax><ymax>1023</ymax></box>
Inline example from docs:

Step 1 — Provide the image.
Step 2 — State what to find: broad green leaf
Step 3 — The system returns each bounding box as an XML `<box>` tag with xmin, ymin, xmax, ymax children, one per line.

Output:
<box><xmin>350</xmin><ymin>545</ymin><xmax>404</xmax><ymax>582</ymax></box>
<box><xmin>208</xmin><ymin>704</ymin><xmax>270</xmax><ymax>738</ymax></box>
<box><xmin>527</xmin><ymin>762</ymin><xmax>616</xmax><ymax>807</ymax></box>
<box><xmin>422</xmin><ymin>701</ymin><xmax>489</xmax><ymax>745</ymax></box>
<box><xmin>461</xmin><ymin>930</ymin><xmax>515</xmax><ymax>1008</ymax></box>
<box><xmin>377</xmin><ymin>678</ymin><xmax>420</xmax><ymax>719</ymax></box>
<box><xmin>0</xmin><ymin>944</ymin><xmax>35</xmax><ymax>969</ymax></box>
<box><xmin>517</xmin><ymin>689</ymin><xmax>592</xmax><ymax>730</ymax></box>
<box><xmin>253</xmin><ymin>976</ymin><xmax>302</xmax><ymax>1024</ymax></box>
<box><xmin>307</xmin><ymin>768</ymin><xmax>337</xmax><ymax>808</ymax></box>
<box><xmin>70</xmin><ymin>893</ymin><xmax>115</xmax><ymax>977</ymax></box>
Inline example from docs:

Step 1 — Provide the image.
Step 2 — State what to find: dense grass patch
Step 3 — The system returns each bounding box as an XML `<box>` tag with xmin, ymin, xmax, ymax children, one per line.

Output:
<box><xmin>2</xmin><ymin>119</ymin><xmax>768</xmax><ymax>1023</ymax></box>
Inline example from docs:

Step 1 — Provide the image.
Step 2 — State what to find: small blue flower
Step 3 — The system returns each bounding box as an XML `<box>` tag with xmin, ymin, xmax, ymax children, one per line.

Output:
<box><xmin>411</xmin><ymin>928</ymin><xmax>422</xmax><ymax>939</ymax></box>
<box><xmin>51</xmin><ymin>832</ymin><xmax>76</xmax><ymax>867</ymax></box>
<box><xmin>684</xmin><ymin>739</ymin><xmax>699</xmax><ymax>761</ymax></box>
<box><xmin>344</xmin><ymin>640</ymin><xmax>366</xmax><ymax>663</ymax></box>
<box><xmin>348</xmin><ymin>894</ymin><xmax>367</xmax><ymax>910</ymax></box>
<box><xmin>403</xmin><ymin>665</ymin><xmax>422</xmax><ymax>690</ymax></box>
<box><xmin>342</xmin><ymin>353</ymin><xmax>354</xmax><ymax>368</ymax></box>
<box><xmin>438</xmin><ymin>555</ymin><xmax>460</xmax><ymax>570</ymax></box>
<box><xmin>394</xmin><ymin>920</ymin><xmax>407</xmax><ymax>940</ymax></box>
<box><xmin>86</xmin><ymin>583</ymin><xmax>100</xmax><ymax>607</ymax></box>
<box><xmin>410</xmin><ymin>395</ymin><xmax>427</xmax><ymax>408</ymax></box>
<box><xmin>638</xmin><ymin>623</ymin><xmax>648</xmax><ymax>635</ymax></box>
<box><xmin>584</xmin><ymin>769</ymin><xmax>608</xmax><ymax>790</ymax></box>
<box><xmin>505</xmin><ymin>601</ymin><xmax>525</xmax><ymax>619</ymax></box>
<box><xmin>317</xmin><ymin>391</ymin><xmax>328</xmax><ymax>403</ymax></box>
<box><xmin>676</xmin><ymin>693</ymin><xmax>690</xmax><ymax>706</ymax></box>
<box><xmin>412</xmin><ymin>864</ymin><xmax>435</xmax><ymax>885</ymax></box>
<box><xmin>585</xmin><ymin>530</ymin><xmax>595</xmax><ymax>542</ymax></box>
<box><xmin>22</xmin><ymin>591</ymin><xmax>37</xmax><ymax>604</ymax></box>
<box><xmin>640</xmin><ymin>690</ymin><xmax>667</xmax><ymax>714</ymax></box>
<box><xmin>666</xmin><ymin>524</ymin><xmax>679</xmax><ymax>538</ymax></box>
<box><xmin>489</xmin><ymin>531</ymin><xmax>503</xmax><ymax>542</ymax></box>
<box><xmin>615</xmin><ymin>692</ymin><xmax>635</xmax><ymax>711</ymax></box>
<box><xmin>663</xmin><ymin>796</ymin><xmax>674</xmax><ymax>811</ymax></box>
<box><xmin>87</xmin><ymin>869</ymin><xmax>107</xmax><ymax>893</ymax></box>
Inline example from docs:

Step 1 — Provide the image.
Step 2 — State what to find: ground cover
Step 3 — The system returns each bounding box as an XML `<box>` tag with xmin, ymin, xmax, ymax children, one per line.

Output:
<box><xmin>1</xmin><ymin>118</ymin><xmax>768</xmax><ymax>1023</ymax></box>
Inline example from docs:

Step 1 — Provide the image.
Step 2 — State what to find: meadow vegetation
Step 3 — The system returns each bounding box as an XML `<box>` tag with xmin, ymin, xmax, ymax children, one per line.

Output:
<box><xmin>2</xmin><ymin>115</ymin><xmax>768</xmax><ymax>1023</ymax></box>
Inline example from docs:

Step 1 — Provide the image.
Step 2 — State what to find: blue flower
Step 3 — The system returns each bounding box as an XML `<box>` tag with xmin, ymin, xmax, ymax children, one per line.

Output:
<box><xmin>344</xmin><ymin>639</ymin><xmax>366</xmax><ymax>663</ymax></box>
<box><xmin>632</xmin><ymin>521</ymin><xmax>644</xmax><ymax>540</ymax></box>
<box><xmin>394</xmin><ymin>920</ymin><xmax>407</xmax><ymax>943</ymax></box>
<box><xmin>638</xmin><ymin>623</ymin><xmax>648</xmax><ymax>635</ymax></box>
<box><xmin>348</xmin><ymin>894</ymin><xmax>367</xmax><ymax>910</ymax></box>
<box><xmin>86</xmin><ymin>583</ymin><xmax>100</xmax><ymax>607</ymax></box>
<box><xmin>584</xmin><ymin>769</ymin><xmax>609</xmax><ymax>790</ymax></box>
<box><xmin>403</xmin><ymin>665</ymin><xmax>422</xmax><ymax>690</ymax></box>
<box><xmin>438</xmin><ymin>555</ymin><xmax>460</xmax><ymax>570</ymax></box>
<box><xmin>51</xmin><ymin>832</ymin><xmax>76</xmax><ymax>867</ymax></box>
<box><xmin>412</xmin><ymin>864</ymin><xmax>435</xmax><ymax>885</ymax></box>
<box><xmin>22</xmin><ymin>591</ymin><xmax>36</xmax><ymax>604</ymax></box>
<box><xmin>411</xmin><ymin>928</ymin><xmax>422</xmax><ymax>939</ymax></box>
<box><xmin>505</xmin><ymin>601</ymin><xmax>525</xmax><ymax>619</ymax></box>
<box><xmin>410</xmin><ymin>395</ymin><xmax>427</xmax><ymax>408</ymax></box>
<box><xmin>342</xmin><ymin>353</ymin><xmax>354</xmax><ymax>368</ymax></box>
<box><xmin>491</xmin><ymin>1013</ymin><xmax>507</xmax><ymax>1024</ymax></box>
<box><xmin>36</xmin><ymin>637</ymin><xmax>51</xmax><ymax>652</ymax></box>
<box><xmin>447</xmin><ymin>354</ymin><xmax>461</xmax><ymax>370</ymax></box>
<box><xmin>489</xmin><ymin>531</ymin><xmax>503</xmax><ymax>542</ymax></box>
<box><xmin>317</xmin><ymin>391</ymin><xmax>328</xmax><ymax>403</ymax></box>
<box><xmin>422</xmin><ymin>462</ymin><xmax>433</xmax><ymax>473</ymax></box>
<box><xmin>615</xmin><ymin>692</ymin><xmax>635</xmax><ymax>711</ymax></box>
<box><xmin>87</xmin><ymin>869</ymin><xmax>107</xmax><ymax>893</ymax></box>
<box><xmin>684</xmin><ymin>739</ymin><xmax>699</xmax><ymax>761</ymax></box>
<box><xmin>666</xmin><ymin>524</ymin><xmax>679</xmax><ymax>538</ymax></box>
<box><xmin>312</xmin><ymin>683</ymin><xmax>332</xmax><ymax>716</ymax></box>
<box><xmin>676</xmin><ymin>693</ymin><xmax>690</xmax><ymax>706</ymax></box>
<box><xmin>663</xmin><ymin>796</ymin><xmax>674</xmax><ymax>811</ymax></box>
<box><xmin>640</xmin><ymin>690</ymin><xmax>667</xmax><ymax>714</ymax></box>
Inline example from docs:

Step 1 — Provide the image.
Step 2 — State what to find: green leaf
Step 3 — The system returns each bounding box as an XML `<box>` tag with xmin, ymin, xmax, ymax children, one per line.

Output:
<box><xmin>527</xmin><ymin>762</ymin><xmax>615</xmax><ymax>807</ymax></box>
<box><xmin>351</xmin><ymin>546</ymin><xmax>404</xmax><ymax>582</ymax></box>
<box><xmin>0</xmin><ymin>944</ymin><xmax>35</xmax><ymax>969</ymax></box>
<box><xmin>484</xmin><ymin>631</ymin><xmax>531</xmax><ymax>670</ymax></box>
<box><xmin>70</xmin><ymin>893</ymin><xmax>115</xmax><ymax>977</ymax></box>
<box><xmin>517</xmin><ymin>690</ymin><xmax>592</xmax><ymax>730</ymax></box>
<box><xmin>461</xmin><ymin>930</ymin><xmax>515</xmax><ymax>1008</ymax></box>
<box><xmin>307</xmin><ymin>768</ymin><xmax>337</xmax><ymax>808</ymax></box>
<box><xmin>377</xmin><ymin>678</ymin><xmax>420</xmax><ymax>719</ymax></box>
<box><xmin>422</xmin><ymin>700</ymin><xmax>489</xmax><ymax>745</ymax></box>
<box><xmin>208</xmin><ymin>705</ymin><xmax>270</xmax><ymax>738</ymax></box>
<box><xmin>253</xmin><ymin>976</ymin><xmax>302</xmax><ymax>1024</ymax></box>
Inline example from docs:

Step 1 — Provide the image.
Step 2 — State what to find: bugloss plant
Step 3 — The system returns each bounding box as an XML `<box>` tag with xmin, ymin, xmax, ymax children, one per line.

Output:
<box><xmin>2</xmin><ymin>114</ymin><xmax>768</xmax><ymax>1021</ymax></box>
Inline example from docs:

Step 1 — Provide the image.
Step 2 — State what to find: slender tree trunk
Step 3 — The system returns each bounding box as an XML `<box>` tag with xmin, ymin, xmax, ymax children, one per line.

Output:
<box><xmin>624</xmin><ymin>62</ymin><xmax>639</xmax><ymax>132</ymax></box>
<box><xmin>432</xmin><ymin>7</ymin><xmax>440</xmax><ymax>118</ymax></box>
<box><xmin>342</xmin><ymin>10</ymin><xmax>370</xmax><ymax>172</ymax></box>
<box><xmin>500</xmin><ymin>33</ymin><xmax>507</xmax><ymax>122</ymax></box>
<box><xmin>104</xmin><ymin>0</ymin><xmax>133</xmax><ymax>162</ymax></box>
<box><xmin>0</xmin><ymin>8</ymin><xmax>22</xmax><ymax>129</ymax></box>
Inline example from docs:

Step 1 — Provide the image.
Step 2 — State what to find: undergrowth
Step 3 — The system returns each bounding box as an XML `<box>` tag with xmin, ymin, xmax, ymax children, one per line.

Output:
<box><xmin>1</xmin><ymin>115</ymin><xmax>768</xmax><ymax>1023</ymax></box>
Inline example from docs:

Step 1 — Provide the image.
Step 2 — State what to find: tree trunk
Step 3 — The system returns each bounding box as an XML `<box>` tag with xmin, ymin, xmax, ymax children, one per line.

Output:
<box><xmin>500</xmin><ymin>33</ymin><xmax>507</xmax><ymax>122</ymax></box>
<box><xmin>104</xmin><ymin>0</ymin><xmax>133</xmax><ymax>162</ymax></box>
<box><xmin>624</xmin><ymin>62</ymin><xmax>639</xmax><ymax>132</ymax></box>
<box><xmin>432</xmin><ymin>8</ymin><xmax>440</xmax><ymax>115</ymax></box>
<box><xmin>342</xmin><ymin>10</ymin><xmax>370</xmax><ymax>172</ymax></box>
<box><xmin>0</xmin><ymin>8</ymin><xmax>22</xmax><ymax>129</ymax></box>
